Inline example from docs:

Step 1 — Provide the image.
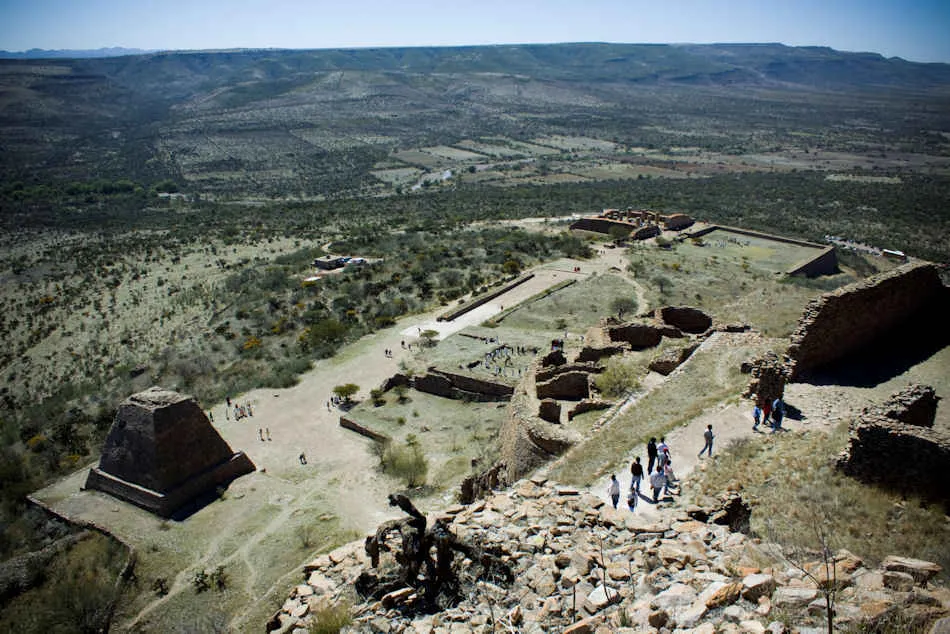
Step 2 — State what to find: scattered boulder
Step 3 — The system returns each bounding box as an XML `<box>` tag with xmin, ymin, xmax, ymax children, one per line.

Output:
<box><xmin>742</xmin><ymin>573</ymin><xmax>777</xmax><ymax>601</ymax></box>
<box><xmin>882</xmin><ymin>556</ymin><xmax>943</xmax><ymax>584</ymax></box>
<box><xmin>707</xmin><ymin>492</ymin><xmax>752</xmax><ymax>534</ymax></box>
<box><xmin>272</xmin><ymin>482</ymin><xmax>950</xmax><ymax>634</ymax></box>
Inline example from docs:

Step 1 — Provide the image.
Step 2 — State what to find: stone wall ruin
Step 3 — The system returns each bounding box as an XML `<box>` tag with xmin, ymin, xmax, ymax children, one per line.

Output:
<box><xmin>837</xmin><ymin>384</ymin><xmax>949</xmax><ymax>509</ymax></box>
<box><xmin>787</xmin><ymin>262</ymin><xmax>948</xmax><ymax>379</ymax></box>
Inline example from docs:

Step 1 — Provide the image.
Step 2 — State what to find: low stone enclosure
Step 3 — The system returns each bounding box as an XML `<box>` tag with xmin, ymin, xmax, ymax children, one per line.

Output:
<box><xmin>84</xmin><ymin>387</ymin><xmax>256</xmax><ymax>518</ymax></box>
<box><xmin>787</xmin><ymin>262</ymin><xmax>949</xmax><ymax>379</ymax></box>
<box><xmin>480</xmin><ymin>306</ymin><xmax>718</xmax><ymax>488</ymax></box>
<box><xmin>687</xmin><ymin>224</ymin><xmax>839</xmax><ymax>277</ymax></box>
<box><xmin>438</xmin><ymin>273</ymin><xmax>535</xmax><ymax>322</ymax></box>
<box><xmin>837</xmin><ymin>384</ymin><xmax>949</xmax><ymax>509</ymax></box>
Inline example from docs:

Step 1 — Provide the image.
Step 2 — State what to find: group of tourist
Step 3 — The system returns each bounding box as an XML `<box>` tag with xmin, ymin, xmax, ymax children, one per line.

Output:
<box><xmin>608</xmin><ymin>394</ymin><xmax>791</xmax><ymax>512</ymax></box>
<box><xmin>752</xmin><ymin>397</ymin><xmax>786</xmax><ymax>432</ymax></box>
<box><xmin>224</xmin><ymin>395</ymin><xmax>253</xmax><ymax>421</ymax></box>
<box><xmin>608</xmin><ymin>435</ymin><xmax>682</xmax><ymax>510</ymax></box>
<box><xmin>481</xmin><ymin>344</ymin><xmax>535</xmax><ymax>378</ymax></box>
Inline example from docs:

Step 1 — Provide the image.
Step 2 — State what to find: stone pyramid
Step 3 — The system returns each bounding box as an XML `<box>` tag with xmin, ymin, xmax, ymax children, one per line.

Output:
<box><xmin>85</xmin><ymin>387</ymin><xmax>255</xmax><ymax>517</ymax></box>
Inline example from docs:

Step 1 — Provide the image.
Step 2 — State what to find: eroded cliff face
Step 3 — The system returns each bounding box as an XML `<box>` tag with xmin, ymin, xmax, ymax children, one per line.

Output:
<box><xmin>787</xmin><ymin>262</ymin><xmax>948</xmax><ymax>379</ymax></box>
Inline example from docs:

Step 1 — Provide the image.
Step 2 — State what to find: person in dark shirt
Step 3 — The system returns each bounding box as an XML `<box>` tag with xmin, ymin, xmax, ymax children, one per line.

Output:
<box><xmin>647</xmin><ymin>438</ymin><xmax>658</xmax><ymax>476</ymax></box>
<box><xmin>630</xmin><ymin>456</ymin><xmax>644</xmax><ymax>493</ymax></box>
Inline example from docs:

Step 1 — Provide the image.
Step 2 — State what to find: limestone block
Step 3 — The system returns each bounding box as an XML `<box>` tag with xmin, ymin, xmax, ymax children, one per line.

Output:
<box><xmin>882</xmin><ymin>555</ymin><xmax>942</xmax><ymax>584</ymax></box>
<box><xmin>742</xmin><ymin>573</ymin><xmax>776</xmax><ymax>601</ymax></box>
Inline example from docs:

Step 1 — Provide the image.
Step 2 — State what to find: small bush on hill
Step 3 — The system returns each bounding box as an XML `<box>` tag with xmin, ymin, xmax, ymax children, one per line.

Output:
<box><xmin>378</xmin><ymin>435</ymin><xmax>428</xmax><ymax>487</ymax></box>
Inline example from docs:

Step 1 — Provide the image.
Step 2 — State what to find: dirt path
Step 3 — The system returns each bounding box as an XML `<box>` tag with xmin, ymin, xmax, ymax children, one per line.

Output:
<box><xmin>34</xmin><ymin>246</ymin><xmax>645</xmax><ymax>631</ymax></box>
<box><xmin>585</xmin><ymin>341</ymin><xmax>885</xmax><ymax>519</ymax></box>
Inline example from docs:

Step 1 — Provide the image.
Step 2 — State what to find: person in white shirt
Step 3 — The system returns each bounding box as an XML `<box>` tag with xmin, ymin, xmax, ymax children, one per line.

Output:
<box><xmin>650</xmin><ymin>466</ymin><xmax>667</xmax><ymax>503</ymax></box>
<box><xmin>607</xmin><ymin>474</ymin><xmax>621</xmax><ymax>509</ymax></box>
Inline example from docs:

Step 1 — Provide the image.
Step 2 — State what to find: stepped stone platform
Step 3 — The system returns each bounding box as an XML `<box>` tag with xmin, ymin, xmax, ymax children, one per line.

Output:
<box><xmin>84</xmin><ymin>387</ymin><xmax>255</xmax><ymax>518</ymax></box>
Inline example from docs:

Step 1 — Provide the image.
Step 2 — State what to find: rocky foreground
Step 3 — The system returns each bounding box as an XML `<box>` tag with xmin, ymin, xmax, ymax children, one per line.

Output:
<box><xmin>271</xmin><ymin>478</ymin><xmax>948</xmax><ymax>633</ymax></box>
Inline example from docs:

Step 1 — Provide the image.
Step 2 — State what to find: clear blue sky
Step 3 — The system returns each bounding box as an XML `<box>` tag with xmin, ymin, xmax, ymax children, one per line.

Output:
<box><xmin>1</xmin><ymin>0</ymin><xmax>948</xmax><ymax>63</ymax></box>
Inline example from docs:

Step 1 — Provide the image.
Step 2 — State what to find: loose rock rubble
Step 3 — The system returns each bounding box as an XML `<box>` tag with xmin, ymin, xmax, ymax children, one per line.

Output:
<box><xmin>272</xmin><ymin>480</ymin><xmax>948</xmax><ymax>633</ymax></box>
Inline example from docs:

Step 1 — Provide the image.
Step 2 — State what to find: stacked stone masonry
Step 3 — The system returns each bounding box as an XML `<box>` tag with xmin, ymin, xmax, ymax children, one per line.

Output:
<box><xmin>837</xmin><ymin>384</ymin><xmax>949</xmax><ymax>509</ymax></box>
<box><xmin>84</xmin><ymin>387</ymin><xmax>255</xmax><ymax>517</ymax></box>
<box><xmin>271</xmin><ymin>482</ymin><xmax>948</xmax><ymax>633</ymax></box>
<box><xmin>787</xmin><ymin>262</ymin><xmax>947</xmax><ymax>378</ymax></box>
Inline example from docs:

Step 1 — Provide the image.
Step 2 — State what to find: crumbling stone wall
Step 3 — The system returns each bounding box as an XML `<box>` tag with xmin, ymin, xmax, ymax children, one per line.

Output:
<box><xmin>788</xmin><ymin>263</ymin><xmax>947</xmax><ymax>379</ymax></box>
<box><xmin>837</xmin><ymin>416</ymin><xmax>950</xmax><ymax>509</ymax></box>
<box><xmin>880</xmin><ymin>384</ymin><xmax>940</xmax><ymax>427</ymax></box>
<box><xmin>744</xmin><ymin>352</ymin><xmax>790</xmax><ymax>404</ymax></box>
<box><xmin>538</xmin><ymin>399</ymin><xmax>561</xmax><ymax>423</ymax></box>
<box><xmin>498</xmin><ymin>389</ymin><xmax>578</xmax><ymax>484</ymax></box>
<box><xmin>413</xmin><ymin>370</ymin><xmax>513</xmax><ymax>402</ymax></box>
<box><xmin>606</xmin><ymin>323</ymin><xmax>675</xmax><ymax>349</ymax></box>
<box><xmin>535</xmin><ymin>362</ymin><xmax>603</xmax><ymax>384</ymax></box>
<box><xmin>838</xmin><ymin>384</ymin><xmax>948</xmax><ymax>509</ymax></box>
<box><xmin>535</xmin><ymin>371</ymin><xmax>591</xmax><ymax>401</ymax></box>
<box><xmin>649</xmin><ymin>343</ymin><xmax>700</xmax><ymax>376</ymax></box>
<box><xmin>659</xmin><ymin>306</ymin><xmax>712</xmax><ymax>334</ymax></box>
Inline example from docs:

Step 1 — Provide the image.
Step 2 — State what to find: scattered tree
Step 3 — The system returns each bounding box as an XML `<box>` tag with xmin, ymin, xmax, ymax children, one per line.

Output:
<box><xmin>333</xmin><ymin>383</ymin><xmax>360</xmax><ymax>404</ymax></box>
<box><xmin>610</xmin><ymin>296</ymin><xmax>637</xmax><ymax>321</ymax></box>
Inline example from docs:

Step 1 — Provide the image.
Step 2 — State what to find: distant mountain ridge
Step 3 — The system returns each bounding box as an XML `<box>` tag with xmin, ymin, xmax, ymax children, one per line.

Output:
<box><xmin>1</xmin><ymin>42</ymin><xmax>948</xmax><ymax>188</ymax></box>
<box><xmin>0</xmin><ymin>47</ymin><xmax>157</xmax><ymax>59</ymax></box>
<box><xmin>2</xmin><ymin>42</ymin><xmax>948</xmax><ymax>93</ymax></box>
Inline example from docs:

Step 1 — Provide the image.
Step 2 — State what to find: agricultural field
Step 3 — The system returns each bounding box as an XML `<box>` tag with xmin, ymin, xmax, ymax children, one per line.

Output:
<box><xmin>1</xmin><ymin>42</ymin><xmax>949</xmax><ymax>632</ymax></box>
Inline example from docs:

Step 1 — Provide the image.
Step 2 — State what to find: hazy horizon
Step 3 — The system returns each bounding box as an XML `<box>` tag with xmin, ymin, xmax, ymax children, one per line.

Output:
<box><xmin>1</xmin><ymin>0</ymin><xmax>948</xmax><ymax>63</ymax></box>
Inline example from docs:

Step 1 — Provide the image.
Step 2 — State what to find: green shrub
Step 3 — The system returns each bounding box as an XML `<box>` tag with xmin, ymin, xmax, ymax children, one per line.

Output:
<box><xmin>594</xmin><ymin>356</ymin><xmax>642</xmax><ymax>398</ymax></box>
<box><xmin>308</xmin><ymin>600</ymin><xmax>352</xmax><ymax>634</ymax></box>
<box><xmin>379</xmin><ymin>436</ymin><xmax>428</xmax><ymax>487</ymax></box>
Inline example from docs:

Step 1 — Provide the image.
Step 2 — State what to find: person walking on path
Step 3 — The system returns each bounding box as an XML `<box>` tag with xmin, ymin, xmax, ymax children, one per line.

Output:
<box><xmin>630</xmin><ymin>456</ymin><xmax>644</xmax><ymax>494</ymax></box>
<box><xmin>663</xmin><ymin>459</ymin><xmax>677</xmax><ymax>495</ymax></box>
<box><xmin>646</xmin><ymin>438</ymin><xmax>658</xmax><ymax>476</ymax></box>
<box><xmin>607</xmin><ymin>474</ymin><xmax>621</xmax><ymax>509</ymax></box>
<box><xmin>650</xmin><ymin>466</ymin><xmax>667</xmax><ymax>504</ymax></box>
<box><xmin>698</xmin><ymin>424</ymin><xmax>714</xmax><ymax>457</ymax></box>
<box><xmin>657</xmin><ymin>437</ymin><xmax>670</xmax><ymax>469</ymax></box>
<box><xmin>752</xmin><ymin>404</ymin><xmax>762</xmax><ymax>431</ymax></box>
<box><xmin>771</xmin><ymin>397</ymin><xmax>785</xmax><ymax>431</ymax></box>
<box><xmin>627</xmin><ymin>484</ymin><xmax>638</xmax><ymax>511</ymax></box>
<box><xmin>762</xmin><ymin>399</ymin><xmax>772</xmax><ymax>428</ymax></box>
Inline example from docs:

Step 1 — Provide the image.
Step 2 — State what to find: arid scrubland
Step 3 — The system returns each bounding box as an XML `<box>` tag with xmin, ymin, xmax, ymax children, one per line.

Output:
<box><xmin>1</xmin><ymin>43</ymin><xmax>949</xmax><ymax>632</ymax></box>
